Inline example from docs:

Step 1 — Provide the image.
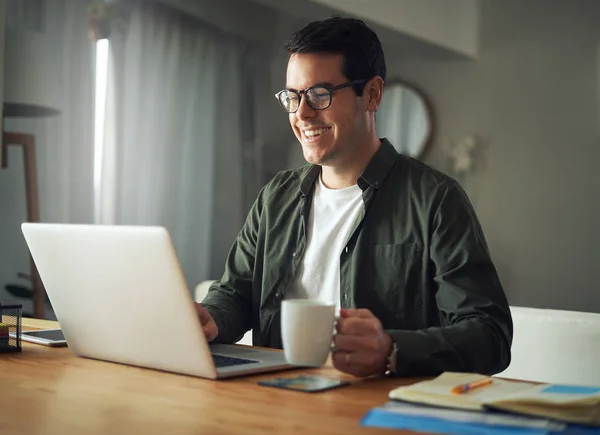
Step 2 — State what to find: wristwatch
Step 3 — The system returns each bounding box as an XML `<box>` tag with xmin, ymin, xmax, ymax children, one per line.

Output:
<box><xmin>385</xmin><ymin>339</ymin><xmax>398</xmax><ymax>375</ymax></box>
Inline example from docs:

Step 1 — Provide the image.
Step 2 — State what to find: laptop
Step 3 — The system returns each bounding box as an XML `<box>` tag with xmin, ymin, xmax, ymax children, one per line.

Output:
<box><xmin>21</xmin><ymin>223</ymin><xmax>296</xmax><ymax>379</ymax></box>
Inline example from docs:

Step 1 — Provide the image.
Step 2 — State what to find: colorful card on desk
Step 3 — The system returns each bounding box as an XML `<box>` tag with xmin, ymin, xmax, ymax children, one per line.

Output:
<box><xmin>258</xmin><ymin>375</ymin><xmax>350</xmax><ymax>393</ymax></box>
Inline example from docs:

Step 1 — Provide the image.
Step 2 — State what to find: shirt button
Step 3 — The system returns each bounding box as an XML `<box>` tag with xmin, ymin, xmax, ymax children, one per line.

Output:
<box><xmin>292</xmin><ymin>252</ymin><xmax>299</xmax><ymax>258</ymax></box>
<box><xmin>275</xmin><ymin>292</ymin><xmax>282</xmax><ymax>300</ymax></box>
<box><xmin>344</xmin><ymin>247</ymin><xmax>349</xmax><ymax>254</ymax></box>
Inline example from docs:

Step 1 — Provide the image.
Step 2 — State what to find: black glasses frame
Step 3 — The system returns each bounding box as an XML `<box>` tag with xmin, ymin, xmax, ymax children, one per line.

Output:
<box><xmin>274</xmin><ymin>79</ymin><xmax>368</xmax><ymax>113</ymax></box>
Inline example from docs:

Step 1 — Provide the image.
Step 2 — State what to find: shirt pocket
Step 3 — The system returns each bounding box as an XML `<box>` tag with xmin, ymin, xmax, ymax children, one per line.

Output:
<box><xmin>362</xmin><ymin>242</ymin><xmax>424</xmax><ymax>325</ymax></box>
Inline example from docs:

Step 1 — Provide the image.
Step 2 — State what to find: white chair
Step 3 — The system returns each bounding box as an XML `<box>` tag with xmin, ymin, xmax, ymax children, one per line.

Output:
<box><xmin>194</xmin><ymin>280</ymin><xmax>253</xmax><ymax>345</ymax></box>
<box><xmin>496</xmin><ymin>306</ymin><xmax>600</xmax><ymax>386</ymax></box>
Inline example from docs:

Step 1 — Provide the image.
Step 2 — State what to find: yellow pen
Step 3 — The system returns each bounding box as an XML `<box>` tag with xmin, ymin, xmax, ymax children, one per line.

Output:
<box><xmin>451</xmin><ymin>377</ymin><xmax>493</xmax><ymax>395</ymax></box>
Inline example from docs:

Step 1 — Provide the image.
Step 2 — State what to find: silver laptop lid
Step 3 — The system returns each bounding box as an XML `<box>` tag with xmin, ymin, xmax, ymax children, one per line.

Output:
<box><xmin>21</xmin><ymin>223</ymin><xmax>220</xmax><ymax>379</ymax></box>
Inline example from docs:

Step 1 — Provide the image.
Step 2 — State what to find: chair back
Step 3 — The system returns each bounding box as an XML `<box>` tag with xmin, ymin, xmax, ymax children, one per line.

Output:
<box><xmin>497</xmin><ymin>306</ymin><xmax>600</xmax><ymax>386</ymax></box>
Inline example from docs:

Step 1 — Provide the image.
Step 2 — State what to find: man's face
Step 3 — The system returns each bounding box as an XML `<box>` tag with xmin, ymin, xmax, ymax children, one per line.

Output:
<box><xmin>285</xmin><ymin>53</ymin><xmax>366</xmax><ymax>166</ymax></box>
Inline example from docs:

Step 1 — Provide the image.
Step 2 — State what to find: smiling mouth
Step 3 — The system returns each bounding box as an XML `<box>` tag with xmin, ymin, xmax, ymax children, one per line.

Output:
<box><xmin>301</xmin><ymin>127</ymin><xmax>331</xmax><ymax>141</ymax></box>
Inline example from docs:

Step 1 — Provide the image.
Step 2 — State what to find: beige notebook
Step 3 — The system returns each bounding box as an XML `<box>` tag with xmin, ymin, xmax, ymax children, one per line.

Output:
<box><xmin>389</xmin><ymin>372</ymin><xmax>600</xmax><ymax>426</ymax></box>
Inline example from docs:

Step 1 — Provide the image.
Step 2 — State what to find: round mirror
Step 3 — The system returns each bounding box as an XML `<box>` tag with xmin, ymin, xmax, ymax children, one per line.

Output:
<box><xmin>376</xmin><ymin>79</ymin><xmax>434</xmax><ymax>160</ymax></box>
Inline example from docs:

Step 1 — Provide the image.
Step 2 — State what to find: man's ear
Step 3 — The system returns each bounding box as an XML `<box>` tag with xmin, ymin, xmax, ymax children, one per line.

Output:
<box><xmin>365</xmin><ymin>76</ymin><xmax>384</xmax><ymax>112</ymax></box>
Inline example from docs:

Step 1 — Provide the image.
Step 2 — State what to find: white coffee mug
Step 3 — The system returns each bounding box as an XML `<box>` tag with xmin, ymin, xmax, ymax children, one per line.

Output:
<box><xmin>281</xmin><ymin>299</ymin><xmax>336</xmax><ymax>367</ymax></box>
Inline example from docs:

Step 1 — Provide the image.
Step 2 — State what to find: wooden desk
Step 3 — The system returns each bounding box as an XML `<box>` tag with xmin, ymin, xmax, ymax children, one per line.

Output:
<box><xmin>0</xmin><ymin>319</ymin><xmax>429</xmax><ymax>435</ymax></box>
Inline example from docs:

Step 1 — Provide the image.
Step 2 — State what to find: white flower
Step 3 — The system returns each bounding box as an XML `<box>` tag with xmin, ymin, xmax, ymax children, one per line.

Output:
<box><xmin>449</xmin><ymin>134</ymin><xmax>478</xmax><ymax>175</ymax></box>
<box><xmin>453</xmin><ymin>153</ymin><xmax>472</xmax><ymax>173</ymax></box>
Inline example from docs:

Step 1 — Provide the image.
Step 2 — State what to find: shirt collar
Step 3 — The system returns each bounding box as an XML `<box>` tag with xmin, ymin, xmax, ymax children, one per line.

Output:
<box><xmin>299</xmin><ymin>138</ymin><xmax>399</xmax><ymax>196</ymax></box>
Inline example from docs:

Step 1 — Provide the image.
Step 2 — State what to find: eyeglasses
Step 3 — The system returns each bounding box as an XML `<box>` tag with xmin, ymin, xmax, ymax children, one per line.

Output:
<box><xmin>274</xmin><ymin>79</ymin><xmax>368</xmax><ymax>113</ymax></box>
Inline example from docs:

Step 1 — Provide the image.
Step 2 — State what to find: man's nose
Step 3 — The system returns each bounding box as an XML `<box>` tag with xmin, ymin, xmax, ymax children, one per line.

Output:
<box><xmin>295</xmin><ymin>95</ymin><xmax>316</xmax><ymax>121</ymax></box>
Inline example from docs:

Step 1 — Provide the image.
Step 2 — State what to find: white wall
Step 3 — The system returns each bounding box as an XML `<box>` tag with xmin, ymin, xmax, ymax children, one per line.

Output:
<box><xmin>393</xmin><ymin>0</ymin><xmax>600</xmax><ymax>312</ymax></box>
<box><xmin>597</xmin><ymin>41</ymin><xmax>600</xmax><ymax>127</ymax></box>
<box><xmin>308</xmin><ymin>0</ymin><xmax>480</xmax><ymax>58</ymax></box>
<box><xmin>0</xmin><ymin>1</ymin><xmax>28</xmax><ymax>312</ymax></box>
<box><xmin>0</xmin><ymin>0</ymin><xmax>5</xmax><ymax>128</ymax></box>
<box><xmin>159</xmin><ymin>0</ymin><xmax>277</xmax><ymax>44</ymax></box>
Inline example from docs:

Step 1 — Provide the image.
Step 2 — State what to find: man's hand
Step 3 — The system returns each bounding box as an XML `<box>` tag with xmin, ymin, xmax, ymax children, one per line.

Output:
<box><xmin>332</xmin><ymin>308</ymin><xmax>393</xmax><ymax>377</ymax></box>
<box><xmin>194</xmin><ymin>302</ymin><xmax>218</xmax><ymax>341</ymax></box>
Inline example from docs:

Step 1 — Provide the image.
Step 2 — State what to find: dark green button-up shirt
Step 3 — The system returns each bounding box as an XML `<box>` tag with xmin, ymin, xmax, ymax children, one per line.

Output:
<box><xmin>201</xmin><ymin>139</ymin><xmax>512</xmax><ymax>377</ymax></box>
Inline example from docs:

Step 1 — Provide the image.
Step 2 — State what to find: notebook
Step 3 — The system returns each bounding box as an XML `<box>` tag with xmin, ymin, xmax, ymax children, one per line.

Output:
<box><xmin>389</xmin><ymin>372</ymin><xmax>600</xmax><ymax>426</ymax></box>
<box><xmin>361</xmin><ymin>401</ymin><xmax>600</xmax><ymax>435</ymax></box>
<box><xmin>361</xmin><ymin>401</ymin><xmax>571</xmax><ymax>434</ymax></box>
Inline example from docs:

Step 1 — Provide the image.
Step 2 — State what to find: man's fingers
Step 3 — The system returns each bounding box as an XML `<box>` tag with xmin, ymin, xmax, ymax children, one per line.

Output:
<box><xmin>333</xmin><ymin>333</ymin><xmax>369</xmax><ymax>352</ymax></box>
<box><xmin>203</xmin><ymin>324</ymin><xmax>218</xmax><ymax>341</ymax></box>
<box><xmin>331</xmin><ymin>350</ymin><xmax>380</xmax><ymax>378</ymax></box>
<box><xmin>336</xmin><ymin>316</ymin><xmax>380</xmax><ymax>336</ymax></box>
<box><xmin>195</xmin><ymin>303</ymin><xmax>218</xmax><ymax>341</ymax></box>
<box><xmin>349</xmin><ymin>309</ymin><xmax>376</xmax><ymax>319</ymax></box>
<box><xmin>195</xmin><ymin>303</ymin><xmax>211</xmax><ymax>323</ymax></box>
<box><xmin>340</xmin><ymin>308</ymin><xmax>375</xmax><ymax>319</ymax></box>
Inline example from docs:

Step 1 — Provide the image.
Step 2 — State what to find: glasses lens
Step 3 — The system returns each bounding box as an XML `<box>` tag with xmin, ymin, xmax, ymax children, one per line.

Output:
<box><xmin>306</xmin><ymin>87</ymin><xmax>331</xmax><ymax>110</ymax></box>
<box><xmin>278</xmin><ymin>90</ymin><xmax>299</xmax><ymax>112</ymax></box>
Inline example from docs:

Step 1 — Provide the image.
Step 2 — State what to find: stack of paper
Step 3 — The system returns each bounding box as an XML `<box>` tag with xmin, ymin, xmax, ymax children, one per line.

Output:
<box><xmin>387</xmin><ymin>372</ymin><xmax>600</xmax><ymax>426</ymax></box>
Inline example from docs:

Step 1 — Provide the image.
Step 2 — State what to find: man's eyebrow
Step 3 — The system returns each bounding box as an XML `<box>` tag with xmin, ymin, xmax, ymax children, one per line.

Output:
<box><xmin>285</xmin><ymin>81</ymin><xmax>335</xmax><ymax>91</ymax></box>
<box><xmin>312</xmin><ymin>81</ymin><xmax>335</xmax><ymax>88</ymax></box>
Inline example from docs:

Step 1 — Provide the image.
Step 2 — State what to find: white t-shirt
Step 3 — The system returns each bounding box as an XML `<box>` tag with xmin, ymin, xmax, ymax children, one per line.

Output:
<box><xmin>285</xmin><ymin>174</ymin><xmax>364</xmax><ymax>312</ymax></box>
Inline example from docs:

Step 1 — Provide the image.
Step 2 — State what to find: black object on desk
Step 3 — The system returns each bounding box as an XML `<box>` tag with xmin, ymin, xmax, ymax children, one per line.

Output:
<box><xmin>0</xmin><ymin>303</ymin><xmax>22</xmax><ymax>353</ymax></box>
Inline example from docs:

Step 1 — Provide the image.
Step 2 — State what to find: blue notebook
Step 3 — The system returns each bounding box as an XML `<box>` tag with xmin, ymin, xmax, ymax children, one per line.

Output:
<box><xmin>361</xmin><ymin>401</ymin><xmax>600</xmax><ymax>435</ymax></box>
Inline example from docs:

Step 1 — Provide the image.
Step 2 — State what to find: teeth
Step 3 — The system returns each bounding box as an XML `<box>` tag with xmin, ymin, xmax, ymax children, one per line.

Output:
<box><xmin>304</xmin><ymin>127</ymin><xmax>330</xmax><ymax>138</ymax></box>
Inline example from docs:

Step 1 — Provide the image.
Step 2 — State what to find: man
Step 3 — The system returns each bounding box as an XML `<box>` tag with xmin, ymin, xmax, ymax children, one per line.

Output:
<box><xmin>197</xmin><ymin>16</ymin><xmax>512</xmax><ymax>378</ymax></box>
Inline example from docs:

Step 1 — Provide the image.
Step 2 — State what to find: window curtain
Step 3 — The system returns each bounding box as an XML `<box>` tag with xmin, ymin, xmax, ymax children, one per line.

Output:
<box><xmin>3</xmin><ymin>0</ymin><xmax>95</xmax><ymax>223</ymax></box>
<box><xmin>0</xmin><ymin>0</ymin><xmax>95</xmax><ymax>316</ymax></box>
<box><xmin>100</xmin><ymin>1</ymin><xmax>255</xmax><ymax>290</ymax></box>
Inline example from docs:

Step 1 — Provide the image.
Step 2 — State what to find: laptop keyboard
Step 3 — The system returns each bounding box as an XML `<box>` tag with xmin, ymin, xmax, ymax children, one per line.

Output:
<box><xmin>212</xmin><ymin>353</ymin><xmax>260</xmax><ymax>368</ymax></box>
